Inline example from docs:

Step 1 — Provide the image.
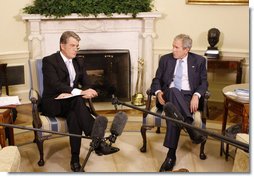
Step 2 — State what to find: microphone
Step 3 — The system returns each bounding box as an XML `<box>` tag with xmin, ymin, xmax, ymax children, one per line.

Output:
<box><xmin>163</xmin><ymin>102</ymin><xmax>185</xmax><ymax>122</ymax></box>
<box><xmin>108</xmin><ymin>111</ymin><xmax>128</xmax><ymax>144</ymax></box>
<box><xmin>90</xmin><ymin>115</ymin><xmax>108</xmax><ymax>149</ymax></box>
<box><xmin>80</xmin><ymin>115</ymin><xmax>108</xmax><ymax>172</ymax></box>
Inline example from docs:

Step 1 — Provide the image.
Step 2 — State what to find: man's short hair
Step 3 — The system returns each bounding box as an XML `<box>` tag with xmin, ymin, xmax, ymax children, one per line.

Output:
<box><xmin>174</xmin><ymin>34</ymin><xmax>192</xmax><ymax>49</ymax></box>
<box><xmin>60</xmin><ymin>31</ymin><xmax>81</xmax><ymax>44</ymax></box>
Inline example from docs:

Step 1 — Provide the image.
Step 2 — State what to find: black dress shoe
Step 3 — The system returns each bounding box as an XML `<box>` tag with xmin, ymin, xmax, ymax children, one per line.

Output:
<box><xmin>163</xmin><ymin>102</ymin><xmax>184</xmax><ymax>121</ymax></box>
<box><xmin>186</xmin><ymin>127</ymin><xmax>207</xmax><ymax>144</ymax></box>
<box><xmin>94</xmin><ymin>141</ymin><xmax>120</xmax><ymax>156</ymax></box>
<box><xmin>159</xmin><ymin>157</ymin><xmax>176</xmax><ymax>172</ymax></box>
<box><xmin>191</xmin><ymin>134</ymin><xmax>207</xmax><ymax>144</ymax></box>
<box><xmin>70</xmin><ymin>162</ymin><xmax>82</xmax><ymax>172</ymax></box>
<box><xmin>163</xmin><ymin>102</ymin><xmax>184</xmax><ymax>128</ymax></box>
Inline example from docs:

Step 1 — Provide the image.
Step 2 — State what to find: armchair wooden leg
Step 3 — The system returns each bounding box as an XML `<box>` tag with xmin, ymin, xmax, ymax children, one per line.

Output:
<box><xmin>36</xmin><ymin>139</ymin><xmax>45</xmax><ymax>166</ymax></box>
<box><xmin>199</xmin><ymin>140</ymin><xmax>207</xmax><ymax>160</ymax></box>
<box><xmin>140</xmin><ymin>126</ymin><xmax>147</xmax><ymax>152</ymax></box>
<box><xmin>156</xmin><ymin>127</ymin><xmax>161</xmax><ymax>134</ymax></box>
<box><xmin>33</xmin><ymin>130</ymin><xmax>37</xmax><ymax>143</ymax></box>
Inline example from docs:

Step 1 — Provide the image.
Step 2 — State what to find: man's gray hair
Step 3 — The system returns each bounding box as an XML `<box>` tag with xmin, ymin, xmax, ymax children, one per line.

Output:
<box><xmin>174</xmin><ymin>34</ymin><xmax>192</xmax><ymax>49</ymax></box>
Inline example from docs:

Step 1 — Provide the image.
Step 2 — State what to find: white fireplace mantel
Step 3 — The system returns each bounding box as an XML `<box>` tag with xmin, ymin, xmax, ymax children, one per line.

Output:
<box><xmin>22</xmin><ymin>12</ymin><xmax>161</xmax><ymax>95</ymax></box>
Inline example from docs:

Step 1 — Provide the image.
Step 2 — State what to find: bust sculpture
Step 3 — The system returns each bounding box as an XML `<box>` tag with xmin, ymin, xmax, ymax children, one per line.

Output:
<box><xmin>208</xmin><ymin>28</ymin><xmax>220</xmax><ymax>48</ymax></box>
<box><xmin>205</xmin><ymin>28</ymin><xmax>221</xmax><ymax>59</ymax></box>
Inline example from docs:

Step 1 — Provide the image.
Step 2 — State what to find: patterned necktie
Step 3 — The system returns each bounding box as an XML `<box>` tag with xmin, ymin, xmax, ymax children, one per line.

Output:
<box><xmin>65</xmin><ymin>60</ymin><xmax>75</xmax><ymax>87</ymax></box>
<box><xmin>174</xmin><ymin>60</ymin><xmax>183</xmax><ymax>90</ymax></box>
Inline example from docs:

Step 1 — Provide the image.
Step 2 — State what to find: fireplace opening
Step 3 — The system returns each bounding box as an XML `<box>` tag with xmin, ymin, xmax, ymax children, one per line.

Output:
<box><xmin>77</xmin><ymin>49</ymin><xmax>131</xmax><ymax>102</ymax></box>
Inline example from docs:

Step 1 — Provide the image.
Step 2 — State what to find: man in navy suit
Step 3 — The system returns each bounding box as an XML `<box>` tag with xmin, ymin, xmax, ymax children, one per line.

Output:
<box><xmin>41</xmin><ymin>31</ymin><xmax>118</xmax><ymax>172</ymax></box>
<box><xmin>151</xmin><ymin>34</ymin><xmax>208</xmax><ymax>172</ymax></box>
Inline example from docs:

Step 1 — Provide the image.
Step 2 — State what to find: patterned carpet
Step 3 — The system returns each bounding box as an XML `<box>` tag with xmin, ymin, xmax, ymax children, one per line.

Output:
<box><xmin>11</xmin><ymin>103</ymin><xmax>238</xmax><ymax>172</ymax></box>
<box><xmin>17</xmin><ymin>132</ymin><xmax>234</xmax><ymax>172</ymax></box>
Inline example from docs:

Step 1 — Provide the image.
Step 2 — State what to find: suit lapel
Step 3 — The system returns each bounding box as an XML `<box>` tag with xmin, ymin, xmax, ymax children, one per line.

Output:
<box><xmin>56</xmin><ymin>52</ymin><xmax>69</xmax><ymax>74</ymax></box>
<box><xmin>167</xmin><ymin>56</ymin><xmax>177</xmax><ymax>84</ymax></box>
<box><xmin>187</xmin><ymin>55</ymin><xmax>195</xmax><ymax>90</ymax></box>
<box><xmin>72</xmin><ymin>58</ymin><xmax>79</xmax><ymax>81</ymax></box>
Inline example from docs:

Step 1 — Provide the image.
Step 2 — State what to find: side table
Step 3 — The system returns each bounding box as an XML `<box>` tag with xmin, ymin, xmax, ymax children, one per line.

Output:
<box><xmin>220</xmin><ymin>83</ymin><xmax>249</xmax><ymax>160</ymax></box>
<box><xmin>0</xmin><ymin>109</ymin><xmax>15</xmax><ymax>147</ymax></box>
<box><xmin>207</xmin><ymin>56</ymin><xmax>244</xmax><ymax>84</ymax></box>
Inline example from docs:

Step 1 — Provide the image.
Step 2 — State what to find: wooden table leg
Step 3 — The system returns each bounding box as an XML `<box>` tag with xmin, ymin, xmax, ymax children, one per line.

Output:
<box><xmin>7</xmin><ymin>127</ymin><xmax>15</xmax><ymax>145</ymax></box>
<box><xmin>220</xmin><ymin>98</ymin><xmax>228</xmax><ymax>156</ymax></box>
<box><xmin>0</xmin><ymin>126</ymin><xmax>7</xmax><ymax>147</ymax></box>
<box><xmin>0</xmin><ymin>109</ymin><xmax>15</xmax><ymax>147</ymax></box>
<box><xmin>242</xmin><ymin>105</ymin><xmax>249</xmax><ymax>133</ymax></box>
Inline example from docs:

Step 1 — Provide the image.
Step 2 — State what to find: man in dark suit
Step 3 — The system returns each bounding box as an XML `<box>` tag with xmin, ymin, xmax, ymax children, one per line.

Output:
<box><xmin>41</xmin><ymin>31</ymin><xmax>118</xmax><ymax>172</ymax></box>
<box><xmin>151</xmin><ymin>34</ymin><xmax>208</xmax><ymax>172</ymax></box>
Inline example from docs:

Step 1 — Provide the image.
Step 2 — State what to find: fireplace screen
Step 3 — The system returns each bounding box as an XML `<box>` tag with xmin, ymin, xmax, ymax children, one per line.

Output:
<box><xmin>77</xmin><ymin>50</ymin><xmax>131</xmax><ymax>102</ymax></box>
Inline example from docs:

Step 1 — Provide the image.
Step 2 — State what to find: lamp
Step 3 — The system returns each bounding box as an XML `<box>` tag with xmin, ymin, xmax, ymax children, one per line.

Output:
<box><xmin>205</xmin><ymin>28</ymin><xmax>220</xmax><ymax>59</ymax></box>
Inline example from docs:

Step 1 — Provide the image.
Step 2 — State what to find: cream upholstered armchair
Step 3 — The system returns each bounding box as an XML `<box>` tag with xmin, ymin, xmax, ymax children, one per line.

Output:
<box><xmin>232</xmin><ymin>133</ymin><xmax>249</xmax><ymax>172</ymax></box>
<box><xmin>140</xmin><ymin>89</ymin><xmax>210</xmax><ymax>160</ymax></box>
<box><xmin>0</xmin><ymin>145</ymin><xmax>21</xmax><ymax>172</ymax></box>
<box><xmin>28</xmin><ymin>59</ymin><xmax>98</xmax><ymax>166</ymax></box>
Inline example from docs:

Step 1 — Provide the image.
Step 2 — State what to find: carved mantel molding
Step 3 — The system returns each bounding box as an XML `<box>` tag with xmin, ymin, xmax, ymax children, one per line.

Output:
<box><xmin>22</xmin><ymin>12</ymin><xmax>162</xmax><ymax>95</ymax></box>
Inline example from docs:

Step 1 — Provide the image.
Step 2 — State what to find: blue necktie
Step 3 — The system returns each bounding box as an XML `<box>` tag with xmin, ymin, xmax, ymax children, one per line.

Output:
<box><xmin>174</xmin><ymin>60</ymin><xmax>183</xmax><ymax>90</ymax></box>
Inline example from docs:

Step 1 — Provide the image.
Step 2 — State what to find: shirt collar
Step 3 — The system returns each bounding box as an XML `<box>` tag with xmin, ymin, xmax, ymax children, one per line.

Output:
<box><xmin>181</xmin><ymin>54</ymin><xmax>188</xmax><ymax>62</ymax></box>
<box><xmin>60</xmin><ymin>51</ymin><xmax>71</xmax><ymax>63</ymax></box>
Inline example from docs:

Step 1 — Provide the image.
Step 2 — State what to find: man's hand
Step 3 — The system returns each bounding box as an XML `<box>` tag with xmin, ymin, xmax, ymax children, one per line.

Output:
<box><xmin>55</xmin><ymin>93</ymin><xmax>73</xmax><ymax>99</ymax></box>
<box><xmin>157</xmin><ymin>91</ymin><xmax>165</xmax><ymax>105</ymax></box>
<box><xmin>190</xmin><ymin>94</ymin><xmax>199</xmax><ymax>113</ymax></box>
<box><xmin>81</xmin><ymin>88</ymin><xmax>98</xmax><ymax>99</ymax></box>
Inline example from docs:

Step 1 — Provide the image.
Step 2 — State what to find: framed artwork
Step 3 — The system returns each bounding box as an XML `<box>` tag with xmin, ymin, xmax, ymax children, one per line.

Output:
<box><xmin>186</xmin><ymin>0</ymin><xmax>249</xmax><ymax>5</ymax></box>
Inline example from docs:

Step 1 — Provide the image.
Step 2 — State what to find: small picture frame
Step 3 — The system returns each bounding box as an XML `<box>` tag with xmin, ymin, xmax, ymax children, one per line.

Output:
<box><xmin>186</xmin><ymin>0</ymin><xmax>248</xmax><ymax>5</ymax></box>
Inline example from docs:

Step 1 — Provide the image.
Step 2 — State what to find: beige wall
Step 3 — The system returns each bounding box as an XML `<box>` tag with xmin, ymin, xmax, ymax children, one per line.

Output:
<box><xmin>0</xmin><ymin>0</ymin><xmax>249</xmax><ymax>102</ymax></box>
<box><xmin>153</xmin><ymin>0</ymin><xmax>249</xmax><ymax>52</ymax></box>
<box><xmin>0</xmin><ymin>0</ymin><xmax>249</xmax><ymax>54</ymax></box>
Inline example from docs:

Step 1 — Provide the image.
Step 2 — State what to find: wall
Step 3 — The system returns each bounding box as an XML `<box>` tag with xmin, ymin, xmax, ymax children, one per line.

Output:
<box><xmin>0</xmin><ymin>0</ymin><xmax>249</xmax><ymax>103</ymax></box>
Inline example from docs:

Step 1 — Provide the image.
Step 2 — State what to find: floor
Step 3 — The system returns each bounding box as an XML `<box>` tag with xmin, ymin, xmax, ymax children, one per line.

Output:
<box><xmin>17</xmin><ymin>132</ymin><xmax>234</xmax><ymax>172</ymax></box>
<box><xmin>9</xmin><ymin>101</ymin><xmax>240</xmax><ymax>172</ymax></box>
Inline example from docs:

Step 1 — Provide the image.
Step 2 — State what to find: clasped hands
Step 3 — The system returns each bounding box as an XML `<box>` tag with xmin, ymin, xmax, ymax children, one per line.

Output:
<box><xmin>156</xmin><ymin>91</ymin><xmax>199</xmax><ymax>113</ymax></box>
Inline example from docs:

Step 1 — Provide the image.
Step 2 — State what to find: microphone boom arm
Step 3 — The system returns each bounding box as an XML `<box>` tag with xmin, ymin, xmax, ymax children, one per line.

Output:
<box><xmin>0</xmin><ymin>122</ymin><xmax>91</xmax><ymax>139</ymax></box>
<box><xmin>112</xmin><ymin>97</ymin><xmax>249</xmax><ymax>152</ymax></box>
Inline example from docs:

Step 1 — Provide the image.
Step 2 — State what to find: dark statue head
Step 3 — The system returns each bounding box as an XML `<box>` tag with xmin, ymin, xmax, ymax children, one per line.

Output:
<box><xmin>208</xmin><ymin>28</ymin><xmax>220</xmax><ymax>47</ymax></box>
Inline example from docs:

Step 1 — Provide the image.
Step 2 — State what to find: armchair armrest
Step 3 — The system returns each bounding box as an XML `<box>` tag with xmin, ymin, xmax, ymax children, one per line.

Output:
<box><xmin>87</xmin><ymin>98</ymin><xmax>98</xmax><ymax>117</ymax></box>
<box><xmin>29</xmin><ymin>89</ymin><xmax>42</xmax><ymax>128</ymax></box>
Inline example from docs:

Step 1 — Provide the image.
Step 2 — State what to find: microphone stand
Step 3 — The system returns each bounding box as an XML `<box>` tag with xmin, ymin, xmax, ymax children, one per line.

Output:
<box><xmin>80</xmin><ymin>138</ymin><xmax>103</xmax><ymax>172</ymax></box>
<box><xmin>112</xmin><ymin>97</ymin><xmax>249</xmax><ymax>152</ymax></box>
<box><xmin>80</xmin><ymin>147</ymin><xmax>93</xmax><ymax>172</ymax></box>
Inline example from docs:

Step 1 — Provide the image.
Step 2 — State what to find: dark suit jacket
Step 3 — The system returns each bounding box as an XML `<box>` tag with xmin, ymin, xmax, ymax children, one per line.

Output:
<box><xmin>41</xmin><ymin>51</ymin><xmax>91</xmax><ymax>116</ymax></box>
<box><xmin>151</xmin><ymin>52</ymin><xmax>208</xmax><ymax>97</ymax></box>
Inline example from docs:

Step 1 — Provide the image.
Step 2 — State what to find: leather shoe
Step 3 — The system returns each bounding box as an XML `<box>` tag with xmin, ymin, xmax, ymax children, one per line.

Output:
<box><xmin>70</xmin><ymin>162</ymin><xmax>82</xmax><ymax>172</ymax></box>
<box><xmin>159</xmin><ymin>157</ymin><xmax>176</xmax><ymax>172</ymax></box>
<box><xmin>191</xmin><ymin>134</ymin><xmax>207</xmax><ymax>144</ymax></box>
<box><xmin>186</xmin><ymin>127</ymin><xmax>207</xmax><ymax>144</ymax></box>
<box><xmin>94</xmin><ymin>141</ymin><xmax>120</xmax><ymax>156</ymax></box>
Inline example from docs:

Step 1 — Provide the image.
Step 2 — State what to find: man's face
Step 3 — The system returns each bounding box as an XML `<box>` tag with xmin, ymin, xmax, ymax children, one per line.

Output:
<box><xmin>172</xmin><ymin>39</ymin><xmax>189</xmax><ymax>59</ymax></box>
<box><xmin>60</xmin><ymin>37</ymin><xmax>80</xmax><ymax>59</ymax></box>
